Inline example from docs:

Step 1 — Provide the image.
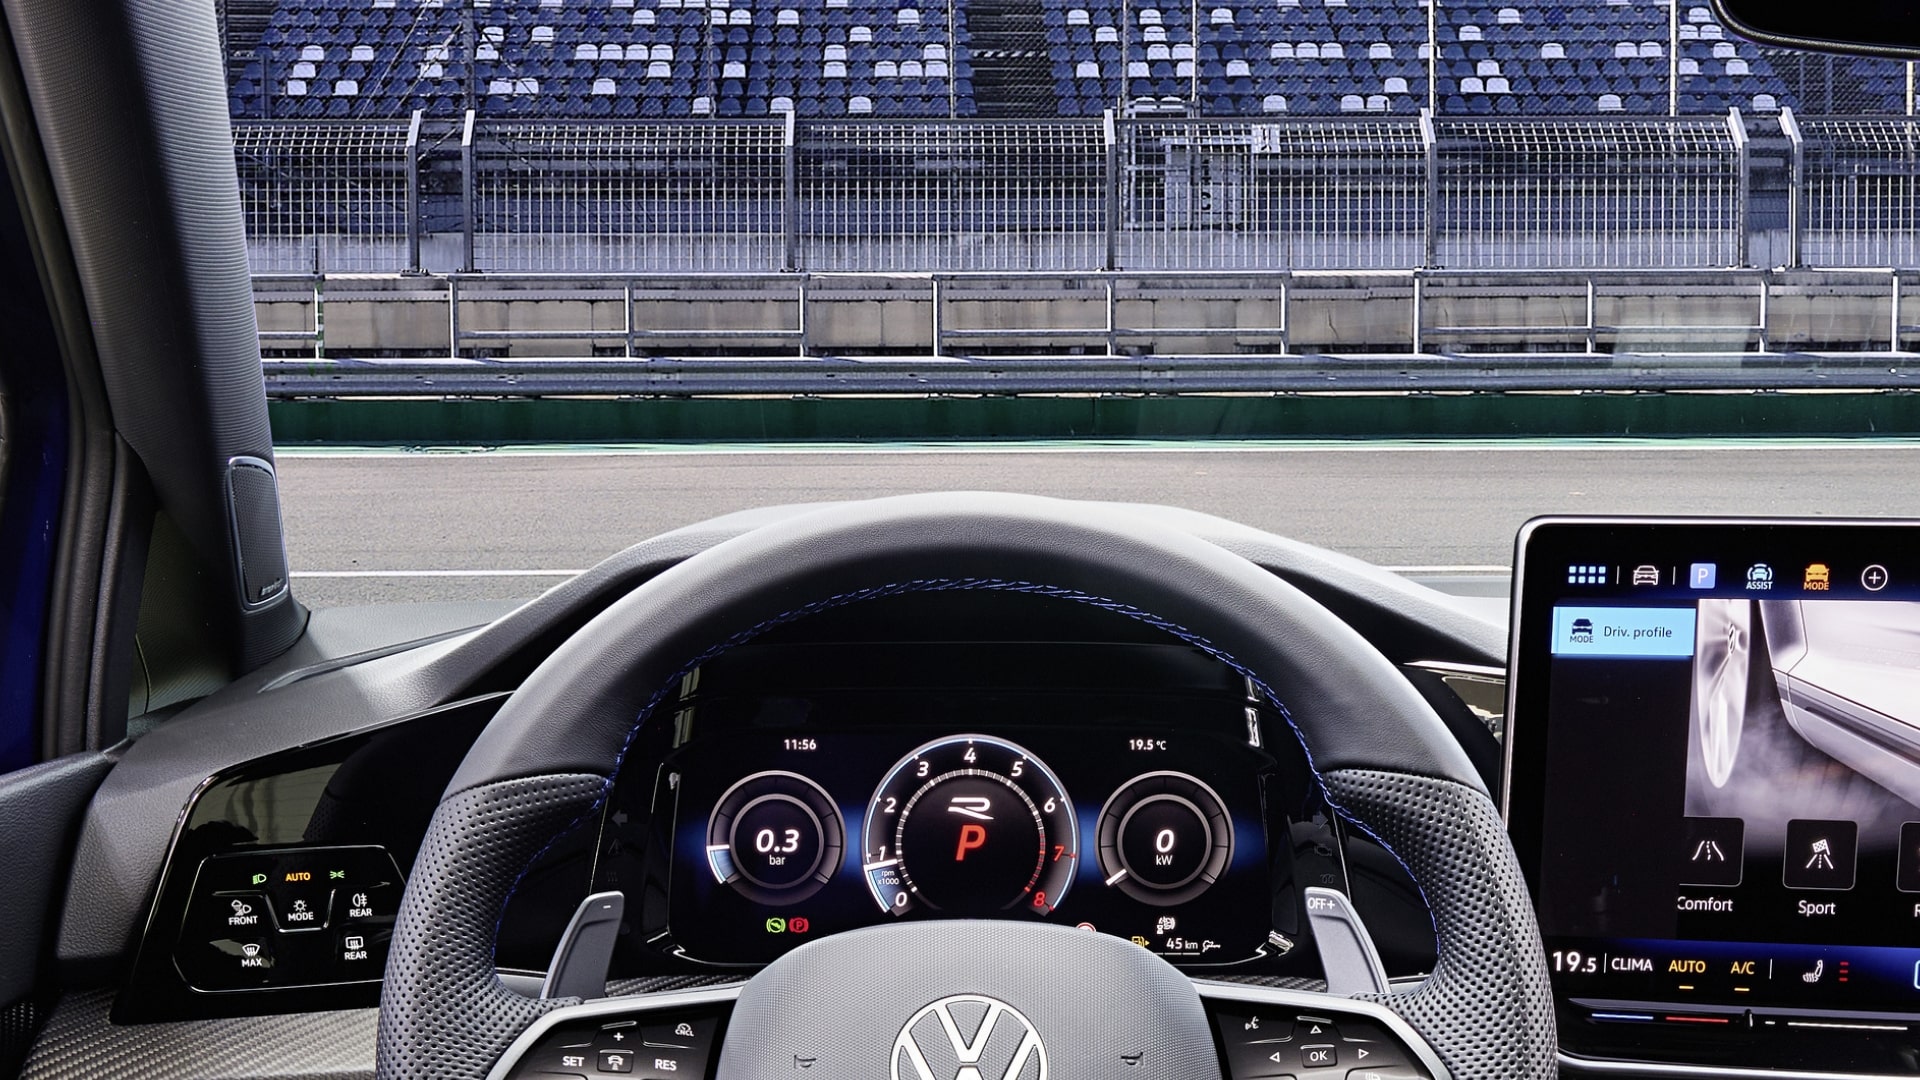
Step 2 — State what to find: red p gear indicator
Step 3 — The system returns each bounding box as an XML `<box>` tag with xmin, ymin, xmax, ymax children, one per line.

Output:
<box><xmin>955</xmin><ymin>823</ymin><xmax>988</xmax><ymax>861</ymax></box>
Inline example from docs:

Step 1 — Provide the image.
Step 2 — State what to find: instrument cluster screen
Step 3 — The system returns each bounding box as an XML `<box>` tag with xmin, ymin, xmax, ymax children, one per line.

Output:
<box><xmin>1508</xmin><ymin>519</ymin><xmax>1920</xmax><ymax>1073</ymax></box>
<box><xmin>654</xmin><ymin>724</ymin><xmax>1284</xmax><ymax>968</ymax></box>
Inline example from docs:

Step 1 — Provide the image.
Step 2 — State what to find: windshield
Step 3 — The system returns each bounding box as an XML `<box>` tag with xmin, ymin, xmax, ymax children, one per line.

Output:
<box><xmin>226</xmin><ymin>0</ymin><xmax>1920</xmax><ymax>608</ymax></box>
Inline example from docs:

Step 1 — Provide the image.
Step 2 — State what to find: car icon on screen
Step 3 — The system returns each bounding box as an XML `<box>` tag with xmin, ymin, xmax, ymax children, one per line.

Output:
<box><xmin>1570</xmin><ymin>618</ymin><xmax>1594</xmax><ymax>643</ymax></box>
<box><xmin>1633</xmin><ymin>565</ymin><xmax>1661</xmax><ymax>586</ymax></box>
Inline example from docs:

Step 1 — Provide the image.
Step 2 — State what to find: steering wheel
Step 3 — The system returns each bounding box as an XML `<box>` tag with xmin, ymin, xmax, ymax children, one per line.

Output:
<box><xmin>374</xmin><ymin>493</ymin><xmax>1554</xmax><ymax>1080</ymax></box>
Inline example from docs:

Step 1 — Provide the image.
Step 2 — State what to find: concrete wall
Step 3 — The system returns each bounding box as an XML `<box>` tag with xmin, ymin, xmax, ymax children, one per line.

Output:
<box><xmin>255</xmin><ymin>272</ymin><xmax>1920</xmax><ymax>358</ymax></box>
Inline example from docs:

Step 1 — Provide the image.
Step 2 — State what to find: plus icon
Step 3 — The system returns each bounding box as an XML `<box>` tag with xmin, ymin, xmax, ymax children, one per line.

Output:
<box><xmin>1862</xmin><ymin>564</ymin><xmax>1890</xmax><ymax>592</ymax></box>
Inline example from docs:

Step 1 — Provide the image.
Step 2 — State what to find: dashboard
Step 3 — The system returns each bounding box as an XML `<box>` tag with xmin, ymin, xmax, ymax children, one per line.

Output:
<box><xmin>50</xmin><ymin>502</ymin><xmax>1920</xmax><ymax>1080</ymax></box>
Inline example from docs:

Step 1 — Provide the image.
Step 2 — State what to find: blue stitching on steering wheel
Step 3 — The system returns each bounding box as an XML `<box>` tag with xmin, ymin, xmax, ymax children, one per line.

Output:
<box><xmin>502</xmin><ymin>576</ymin><xmax>1434</xmax><ymax>951</ymax></box>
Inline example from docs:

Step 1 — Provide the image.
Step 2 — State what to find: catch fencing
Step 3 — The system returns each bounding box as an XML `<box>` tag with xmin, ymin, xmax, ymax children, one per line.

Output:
<box><xmin>238</xmin><ymin>109</ymin><xmax>1920</xmax><ymax>277</ymax></box>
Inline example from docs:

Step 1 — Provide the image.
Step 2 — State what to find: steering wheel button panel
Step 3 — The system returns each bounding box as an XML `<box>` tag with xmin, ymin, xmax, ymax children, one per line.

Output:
<box><xmin>1208</xmin><ymin>997</ymin><xmax>1429</xmax><ymax>1080</ymax></box>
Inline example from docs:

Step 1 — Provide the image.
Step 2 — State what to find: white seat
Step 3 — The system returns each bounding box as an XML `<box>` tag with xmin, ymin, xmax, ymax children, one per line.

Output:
<box><xmin>848</xmin><ymin>95</ymin><xmax>872</xmax><ymax>113</ymax></box>
<box><xmin>875</xmin><ymin>59</ymin><xmax>897</xmax><ymax>76</ymax></box>
<box><xmin>631</xmin><ymin>9</ymin><xmax>655</xmax><ymax>23</ymax></box>
<box><xmin>1226</xmin><ymin>58</ymin><xmax>1250</xmax><ymax>76</ymax></box>
<box><xmin>1459</xmin><ymin>25</ymin><xmax>1481</xmax><ymax>40</ymax></box>
<box><xmin>292</xmin><ymin>60</ymin><xmax>317</xmax><ymax>78</ymax></box>
<box><xmin>1366</xmin><ymin>93</ymin><xmax>1389</xmax><ymax>110</ymax></box>
<box><xmin>486</xmin><ymin>78</ymin><xmax>513</xmax><ymax>94</ymax></box>
<box><xmin>1726</xmin><ymin>57</ymin><xmax>1749</xmax><ymax>75</ymax></box>
<box><xmin>1679</xmin><ymin>57</ymin><xmax>1700</xmax><ymax>74</ymax></box>
<box><xmin>1689</xmin><ymin>5</ymin><xmax>1714</xmax><ymax>20</ymax></box>
<box><xmin>1752</xmin><ymin>92</ymin><xmax>1779</xmax><ymax>110</ymax></box>
<box><xmin>896</xmin><ymin>8</ymin><xmax>919</xmax><ymax>24</ymax></box>
<box><xmin>1127</xmin><ymin>60</ymin><xmax>1150</xmax><ymax>77</ymax></box>
<box><xmin>777</xmin><ymin>8</ymin><xmax>799</xmax><ymax>23</ymax></box>
<box><xmin>823</xmin><ymin>60</ymin><xmax>847</xmax><ymax>77</ymax></box>
<box><xmin>1679</xmin><ymin>25</ymin><xmax>1699</xmax><ymax>39</ymax></box>
<box><xmin>1143</xmin><ymin>26</ymin><xmax>1166</xmax><ymax>42</ymax></box>
<box><xmin>1614</xmin><ymin>42</ymin><xmax>1637</xmax><ymax>58</ymax></box>
<box><xmin>647</xmin><ymin>60</ymin><xmax>672</xmax><ymax>77</ymax></box>
<box><xmin>350</xmin><ymin>44</ymin><xmax>376</xmax><ymax>62</ymax></box>
<box><xmin>1486</xmin><ymin>76</ymin><xmax>1509</xmax><ymax>92</ymax></box>
<box><xmin>1597</xmin><ymin>93</ymin><xmax>1623</xmax><ymax>111</ymax></box>
<box><xmin>1700</xmin><ymin>23</ymin><xmax>1723</xmax><ymax>37</ymax></box>
<box><xmin>1095</xmin><ymin>26</ymin><xmax>1118</xmax><ymax>41</ymax></box>
<box><xmin>1147</xmin><ymin>42</ymin><xmax>1170</xmax><ymax>60</ymax></box>
<box><xmin>1139</xmin><ymin>9</ymin><xmax>1161</xmax><ymax>23</ymax></box>
<box><xmin>1638</xmin><ymin>41</ymin><xmax>1662</xmax><ymax>57</ymax></box>
<box><xmin>722</xmin><ymin>60</ymin><xmax>746</xmax><ymax>78</ymax></box>
<box><xmin>651</xmin><ymin>43</ymin><xmax>673</xmax><ymax>60</ymax></box>
<box><xmin>1173</xmin><ymin>42</ymin><xmax>1194</xmax><ymax>59</ymax></box>
<box><xmin>851</xmin><ymin>26</ymin><xmax>872</xmax><ymax>41</ymax></box>
<box><xmin>285</xmin><ymin>78</ymin><xmax>308</xmax><ymax>95</ymax></box>
<box><xmin>925</xmin><ymin>44</ymin><xmax>946</xmax><ymax>59</ymax></box>
<box><xmin>1712</xmin><ymin>41</ymin><xmax>1736</xmax><ymax>57</ymax></box>
<box><xmin>824</xmin><ymin>44</ymin><xmax>847</xmax><ymax>60</ymax></box>
<box><xmin>1497</xmin><ymin>6</ymin><xmax>1521</xmax><ymax>23</ymax></box>
<box><xmin>901</xmin><ymin>60</ymin><xmax>923</xmax><ymax>77</ymax></box>
<box><xmin>623</xmin><ymin>43</ymin><xmax>647</xmax><ymax>60</ymax></box>
<box><xmin>1416</xmin><ymin>42</ymin><xmax>1432</xmax><ymax>58</ymax></box>
<box><xmin>301</xmin><ymin>44</ymin><xmax>326</xmax><ymax>61</ymax></box>
<box><xmin>926</xmin><ymin>59</ymin><xmax>948</xmax><ymax>76</ymax></box>
<box><xmin>333</xmin><ymin>79</ymin><xmax>359</xmax><ymax>95</ymax></box>
<box><xmin>592</xmin><ymin>77</ymin><xmax>617</xmax><ymax>94</ymax></box>
<box><xmin>1540</xmin><ymin>42</ymin><xmax>1564</xmax><ymax>58</ymax></box>
<box><xmin>575</xmin><ymin>43</ymin><xmax>598</xmax><ymax>60</ymax></box>
<box><xmin>1210</xmin><ymin>7</ymin><xmax>1233</xmax><ymax>23</ymax></box>
<box><xmin>475</xmin><ymin>43</ymin><xmax>498</xmax><ymax>60</ymax></box>
<box><xmin>1338</xmin><ymin>93</ymin><xmax>1364</xmax><ymax>110</ymax></box>
<box><xmin>771</xmin><ymin>95</ymin><xmax>794</xmax><ymax>112</ymax></box>
<box><xmin>692</xmin><ymin>95</ymin><xmax>713</xmax><ymax>114</ymax></box>
<box><xmin>1176</xmin><ymin>59</ymin><xmax>1194</xmax><ymax>77</ymax></box>
<box><xmin>1383</xmin><ymin>75</ymin><xmax>1408</xmax><ymax>93</ymax></box>
<box><xmin>1476</xmin><ymin>58</ymin><xmax>1499</xmax><ymax>75</ymax></box>
<box><xmin>417</xmin><ymin>62</ymin><xmax>442</xmax><ymax>78</ymax></box>
<box><xmin>1321</xmin><ymin>42</ymin><xmax>1344</xmax><ymax>58</ymax></box>
<box><xmin>1461</xmin><ymin>75</ymin><xmax>1484</xmax><ymax>93</ymax></box>
<box><xmin>1261</xmin><ymin>93</ymin><xmax>1287</xmax><ymax>112</ymax></box>
<box><xmin>1296</xmin><ymin>42</ymin><xmax>1319</xmax><ymax>58</ymax></box>
<box><xmin>611</xmin><ymin>0</ymin><xmax>633</xmax><ymax>7</ymax></box>
<box><xmin>730</xmin><ymin>10</ymin><xmax>750</xmax><ymax>24</ymax></box>
<box><xmin>1369</xmin><ymin>42</ymin><xmax>1392</xmax><ymax>59</ymax></box>
<box><xmin>531</xmin><ymin>25</ymin><xmax>554</xmax><ymax>43</ymax></box>
<box><xmin>1067</xmin><ymin>7</ymin><xmax>1090</xmax><ymax>23</ymax></box>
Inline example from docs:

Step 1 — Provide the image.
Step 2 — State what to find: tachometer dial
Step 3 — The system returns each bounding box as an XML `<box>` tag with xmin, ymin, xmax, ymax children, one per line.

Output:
<box><xmin>706</xmin><ymin>771</ymin><xmax>844</xmax><ymax>904</ymax></box>
<box><xmin>1095</xmin><ymin>771</ymin><xmax>1233</xmax><ymax>906</ymax></box>
<box><xmin>861</xmin><ymin>735</ymin><xmax>1079</xmax><ymax>917</ymax></box>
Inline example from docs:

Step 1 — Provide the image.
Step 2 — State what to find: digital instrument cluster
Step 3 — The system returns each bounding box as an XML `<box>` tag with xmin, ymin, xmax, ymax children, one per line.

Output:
<box><xmin>638</xmin><ymin>724</ymin><xmax>1288</xmax><ymax>969</ymax></box>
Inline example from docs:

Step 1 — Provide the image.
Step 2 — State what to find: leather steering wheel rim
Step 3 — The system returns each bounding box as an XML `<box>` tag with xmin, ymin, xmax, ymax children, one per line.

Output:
<box><xmin>374</xmin><ymin>492</ymin><xmax>1554</xmax><ymax>1080</ymax></box>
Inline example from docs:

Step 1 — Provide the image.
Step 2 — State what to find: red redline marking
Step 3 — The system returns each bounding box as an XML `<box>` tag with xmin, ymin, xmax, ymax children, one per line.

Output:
<box><xmin>1664</xmin><ymin>1016</ymin><xmax>1731</xmax><ymax>1025</ymax></box>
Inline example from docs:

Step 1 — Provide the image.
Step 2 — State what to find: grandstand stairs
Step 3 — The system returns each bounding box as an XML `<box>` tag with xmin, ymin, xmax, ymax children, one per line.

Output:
<box><xmin>219</xmin><ymin>0</ymin><xmax>277</xmax><ymax>69</ymax></box>
<box><xmin>967</xmin><ymin>0</ymin><xmax>1059</xmax><ymax>117</ymax></box>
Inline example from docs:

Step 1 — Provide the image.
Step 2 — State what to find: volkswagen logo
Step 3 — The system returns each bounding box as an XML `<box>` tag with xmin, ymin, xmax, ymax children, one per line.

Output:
<box><xmin>892</xmin><ymin>994</ymin><xmax>1048</xmax><ymax>1080</ymax></box>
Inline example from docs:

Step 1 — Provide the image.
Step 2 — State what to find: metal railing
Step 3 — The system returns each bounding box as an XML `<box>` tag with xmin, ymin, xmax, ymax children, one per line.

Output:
<box><xmin>237</xmin><ymin>111</ymin><xmax>1920</xmax><ymax>278</ymax></box>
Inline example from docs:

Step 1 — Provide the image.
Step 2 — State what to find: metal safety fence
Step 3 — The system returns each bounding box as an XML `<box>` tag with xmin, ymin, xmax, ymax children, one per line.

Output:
<box><xmin>235</xmin><ymin>120</ymin><xmax>416</xmax><ymax>273</ymax></box>
<box><xmin>470</xmin><ymin>120</ymin><xmax>789</xmax><ymax>273</ymax></box>
<box><xmin>237</xmin><ymin>111</ymin><xmax>1920</xmax><ymax>277</ymax></box>
<box><xmin>1790</xmin><ymin>116</ymin><xmax>1920</xmax><ymax>269</ymax></box>
<box><xmin>1432</xmin><ymin>116</ymin><xmax>1745</xmax><ymax>268</ymax></box>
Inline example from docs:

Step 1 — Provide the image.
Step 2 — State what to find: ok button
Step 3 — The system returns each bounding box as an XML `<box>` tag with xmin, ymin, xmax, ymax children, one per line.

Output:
<box><xmin>1302</xmin><ymin>1045</ymin><xmax>1339</xmax><ymax>1070</ymax></box>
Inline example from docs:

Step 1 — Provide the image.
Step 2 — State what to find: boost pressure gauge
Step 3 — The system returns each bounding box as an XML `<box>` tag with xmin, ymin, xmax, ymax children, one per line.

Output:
<box><xmin>706</xmin><ymin>771</ymin><xmax>845</xmax><ymax>904</ymax></box>
<box><xmin>861</xmin><ymin>734</ymin><xmax>1079</xmax><ymax>917</ymax></box>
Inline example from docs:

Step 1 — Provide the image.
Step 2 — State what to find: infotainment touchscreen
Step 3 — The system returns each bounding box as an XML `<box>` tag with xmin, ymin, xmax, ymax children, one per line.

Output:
<box><xmin>1507</xmin><ymin>519</ymin><xmax>1920</xmax><ymax>1074</ymax></box>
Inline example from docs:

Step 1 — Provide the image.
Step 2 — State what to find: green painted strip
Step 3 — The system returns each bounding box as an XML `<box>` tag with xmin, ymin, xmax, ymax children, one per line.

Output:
<box><xmin>267</xmin><ymin>391</ymin><xmax>1920</xmax><ymax>445</ymax></box>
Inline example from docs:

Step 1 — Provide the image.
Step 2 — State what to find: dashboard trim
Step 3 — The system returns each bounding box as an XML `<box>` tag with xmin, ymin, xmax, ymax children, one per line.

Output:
<box><xmin>1561</xmin><ymin>1050</ymin><xmax>1920</xmax><ymax>1080</ymax></box>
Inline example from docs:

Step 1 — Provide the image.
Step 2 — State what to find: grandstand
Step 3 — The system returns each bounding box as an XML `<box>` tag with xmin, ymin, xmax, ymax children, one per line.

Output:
<box><xmin>221</xmin><ymin>0</ymin><xmax>1912</xmax><ymax>120</ymax></box>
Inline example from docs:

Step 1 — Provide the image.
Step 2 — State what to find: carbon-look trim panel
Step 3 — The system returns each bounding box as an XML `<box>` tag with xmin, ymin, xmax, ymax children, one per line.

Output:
<box><xmin>19</xmin><ymin>990</ymin><xmax>376</xmax><ymax>1080</ymax></box>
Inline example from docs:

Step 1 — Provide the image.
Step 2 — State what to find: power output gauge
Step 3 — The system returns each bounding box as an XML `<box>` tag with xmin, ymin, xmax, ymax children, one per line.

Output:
<box><xmin>1096</xmin><ymin>771</ymin><xmax>1234</xmax><ymax>906</ymax></box>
